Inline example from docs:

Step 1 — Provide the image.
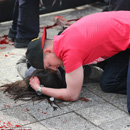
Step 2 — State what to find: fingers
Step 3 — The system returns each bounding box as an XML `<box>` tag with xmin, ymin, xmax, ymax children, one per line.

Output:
<box><xmin>29</xmin><ymin>76</ymin><xmax>35</xmax><ymax>84</ymax></box>
<box><xmin>29</xmin><ymin>76</ymin><xmax>40</xmax><ymax>85</ymax></box>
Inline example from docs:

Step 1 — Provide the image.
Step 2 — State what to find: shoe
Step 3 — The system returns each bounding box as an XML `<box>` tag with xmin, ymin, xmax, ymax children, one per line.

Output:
<box><xmin>53</xmin><ymin>16</ymin><xmax>72</xmax><ymax>28</ymax></box>
<box><xmin>84</xmin><ymin>65</ymin><xmax>103</xmax><ymax>83</ymax></box>
<box><xmin>88</xmin><ymin>65</ymin><xmax>103</xmax><ymax>81</ymax></box>
<box><xmin>14</xmin><ymin>38</ymin><xmax>32</xmax><ymax>48</ymax></box>
<box><xmin>8</xmin><ymin>28</ymin><xmax>17</xmax><ymax>42</ymax></box>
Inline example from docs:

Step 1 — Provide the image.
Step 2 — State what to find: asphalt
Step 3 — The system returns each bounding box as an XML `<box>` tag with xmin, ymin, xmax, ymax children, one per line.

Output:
<box><xmin>0</xmin><ymin>3</ymin><xmax>130</xmax><ymax>130</ymax></box>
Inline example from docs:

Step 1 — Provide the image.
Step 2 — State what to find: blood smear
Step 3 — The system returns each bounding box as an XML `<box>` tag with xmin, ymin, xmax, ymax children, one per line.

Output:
<box><xmin>0</xmin><ymin>35</ymin><xmax>9</xmax><ymax>44</ymax></box>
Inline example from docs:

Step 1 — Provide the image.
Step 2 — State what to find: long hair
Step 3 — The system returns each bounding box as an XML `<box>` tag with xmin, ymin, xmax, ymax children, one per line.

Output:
<box><xmin>0</xmin><ymin>69</ymin><xmax>66</xmax><ymax>106</ymax></box>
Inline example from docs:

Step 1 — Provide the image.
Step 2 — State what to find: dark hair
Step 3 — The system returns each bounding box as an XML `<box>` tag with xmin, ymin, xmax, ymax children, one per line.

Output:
<box><xmin>0</xmin><ymin>69</ymin><xmax>66</xmax><ymax>106</ymax></box>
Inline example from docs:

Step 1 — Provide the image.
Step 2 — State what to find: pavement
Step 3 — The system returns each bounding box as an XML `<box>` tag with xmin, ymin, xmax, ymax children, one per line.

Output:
<box><xmin>0</xmin><ymin>3</ymin><xmax>130</xmax><ymax>130</ymax></box>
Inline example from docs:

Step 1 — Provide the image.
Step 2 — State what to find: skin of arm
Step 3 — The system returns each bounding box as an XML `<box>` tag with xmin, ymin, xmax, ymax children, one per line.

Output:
<box><xmin>29</xmin><ymin>66</ymin><xmax>84</xmax><ymax>101</ymax></box>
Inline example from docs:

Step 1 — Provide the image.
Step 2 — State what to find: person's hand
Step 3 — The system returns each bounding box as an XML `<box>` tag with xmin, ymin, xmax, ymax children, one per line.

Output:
<box><xmin>29</xmin><ymin>76</ymin><xmax>40</xmax><ymax>91</ymax></box>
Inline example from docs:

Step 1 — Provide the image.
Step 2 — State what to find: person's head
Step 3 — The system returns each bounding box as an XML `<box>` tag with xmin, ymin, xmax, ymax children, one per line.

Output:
<box><xmin>43</xmin><ymin>39</ymin><xmax>63</xmax><ymax>71</ymax></box>
<box><xmin>31</xmin><ymin>69</ymin><xmax>66</xmax><ymax>89</ymax></box>
<box><xmin>1</xmin><ymin>69</ymin><xmax>66</xmax><ymax>103</ymax></box>
<box><xmin>26</xmin><ymin>28</ymin><xmax>63</xmax><ymax>71</ymax></box>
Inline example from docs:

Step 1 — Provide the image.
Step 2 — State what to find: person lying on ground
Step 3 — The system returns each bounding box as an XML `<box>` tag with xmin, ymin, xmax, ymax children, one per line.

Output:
<box><xmin>0</xmin><ymin>56</ymin><xmax>66</xmax><ymax>106</ymax></box>
<box><xmin>0</xmin><ymin>56</ymin><xmax>102</xmax><ymax>106</ymax></box>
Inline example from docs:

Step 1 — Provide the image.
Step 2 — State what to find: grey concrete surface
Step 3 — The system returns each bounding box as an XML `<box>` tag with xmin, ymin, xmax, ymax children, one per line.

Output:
<box><xmin>0</xmin><ymin>3</ymin><xmax>130</xmax><ymax>130</ymax></box>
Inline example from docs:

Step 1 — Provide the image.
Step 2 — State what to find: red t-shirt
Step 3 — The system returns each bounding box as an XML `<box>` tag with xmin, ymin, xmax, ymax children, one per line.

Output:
<box><xmin>53</xmin><ymin>11</ymin><xmax>130</xmax><ymax>73</ymax></box>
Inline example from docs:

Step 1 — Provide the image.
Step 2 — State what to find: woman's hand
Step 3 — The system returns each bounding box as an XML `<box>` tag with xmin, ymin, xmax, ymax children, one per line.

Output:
<box><xmin>29</xmin><ymin>76</ymin><xmax>40</xmax><ymax>91</ymax></box>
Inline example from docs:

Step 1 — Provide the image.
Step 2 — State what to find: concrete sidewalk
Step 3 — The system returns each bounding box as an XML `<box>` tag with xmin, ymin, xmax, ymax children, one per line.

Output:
<box><xmin>0</xmin><ymin>4</ymin><xmax>130</xmax><ymax>130</ymax></box>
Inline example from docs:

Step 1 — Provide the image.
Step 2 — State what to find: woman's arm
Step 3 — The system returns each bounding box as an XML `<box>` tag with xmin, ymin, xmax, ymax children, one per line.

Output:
<box><xmin>29</xmin><ymin>66</ymin><xmax>84</xmax><ymax>101</ymax></box>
